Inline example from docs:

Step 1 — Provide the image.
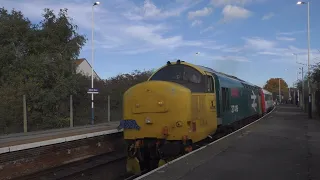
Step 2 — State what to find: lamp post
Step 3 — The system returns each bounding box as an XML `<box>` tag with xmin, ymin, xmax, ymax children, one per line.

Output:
<box><xmin>296</xmin><ymin>71</ymin><xmax>299</xmax><ymax>105</ymax></box>
<box><xmin>293</xmin><ymin>81</ymin><xmax>295</xmax><ymax>104</ymax></box>
<box><xmin>278</xmin><ymin>69</ymin><xmax>290</xmax><ymax>104</ymax></box>
<box><xmin>195</xmin><ymin>52</ymin><xmax>200</xmax><ymax>64</ymax></box>
<box><xmin>293</xmin><ymin>53</ymin><xmax>298</xmax><ymax>104</ymax></box>
<box><xmin>284</xmin><ymin>69</ymin><xmax>290</xmax><ymax>103</ymax></box>
<box><xmin>279</xmin><ymin>78</ymin><xmax>281</xmax><ymax>104</ymax></box>
<box><xmin>297</xmin><ymin>1</ymin><xmax>312</xmax><ymax>118</ymax></box>
<box><xmin>91</xmin><ymin>1</ymin><xmax>100</xmax><ymax>125</ymax></box>
<box><xmin>299</xmin><ymin>67</ymin><xmax>305</xmax><ymax>110</ymax></box>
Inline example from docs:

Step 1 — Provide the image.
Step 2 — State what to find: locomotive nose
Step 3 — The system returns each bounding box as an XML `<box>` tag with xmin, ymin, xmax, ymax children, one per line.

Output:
<box><xmin>131</xmin><ymin>86</ymin><xmax>169</xmax><ymax>114</ymax></box>
<box><xmin>122</xmin><ymin>80</ymin><xmax>192</xmax><ymax>140</ymax></box>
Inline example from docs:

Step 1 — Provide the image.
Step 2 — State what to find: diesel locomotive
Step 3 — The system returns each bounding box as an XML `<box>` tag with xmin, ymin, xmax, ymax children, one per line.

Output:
<box><xmin>118</xmin><ymin>60</ymin><xmax>274</xmax><ymax>174</ymax></box>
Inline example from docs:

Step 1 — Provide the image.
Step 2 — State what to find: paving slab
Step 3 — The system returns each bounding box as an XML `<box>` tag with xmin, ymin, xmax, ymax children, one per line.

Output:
<box><xmin>0</xmin><ymin>121</ymin><xmax>120</xmax><ymax>148</ymax></box>
<box><xmin>138</xmin><ymin>105</ymin><xmax>320</xmax><ymax>180</ymax></box>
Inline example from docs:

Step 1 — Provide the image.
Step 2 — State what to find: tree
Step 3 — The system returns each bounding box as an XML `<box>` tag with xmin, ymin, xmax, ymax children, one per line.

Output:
<box><xmin>311</xmin><ymin>63</ymin><xmax>320</xmax><ymax>117</ymax></box>
<box><xmin>263</xmin><ymin>78</ymin><xmax>289</xmax><ymax>100</ymax></box>
<box><xmin>0</xmin><ymin>7</ymin><xmax>155</xmax><ymax>134</ymax></box>
<box><xmin>104</xmin><ymin>70</ymin><xmax>153</xmax><ymax>120</ymax></box>
<box><xmin>0</xmin><ymin>7</ymin><xmax>86</xmax><ymax>133</ymax></box>
<box><xmin>311</xmin><ymin>63</ymin><xmax>320</xmax><ymax>87</ymax></box>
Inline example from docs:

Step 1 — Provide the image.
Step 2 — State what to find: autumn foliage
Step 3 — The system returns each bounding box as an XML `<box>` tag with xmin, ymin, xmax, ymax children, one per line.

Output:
<box><xmin>263</xmin><ymin>78</ymin><xmax>289</xmax><ymax>100</ymax></box>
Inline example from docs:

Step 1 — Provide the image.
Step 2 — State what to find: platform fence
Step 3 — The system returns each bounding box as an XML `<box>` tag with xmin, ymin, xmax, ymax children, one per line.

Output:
<box><xmin>0</xmin><ymin>93</ymin><xmax>124</xmax><ymax>135</ymax></box>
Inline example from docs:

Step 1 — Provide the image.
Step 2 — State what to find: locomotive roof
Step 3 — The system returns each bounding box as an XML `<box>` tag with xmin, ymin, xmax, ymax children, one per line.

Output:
<box><xmin>149</xmin><ymin>61</ymin><xmax>260</xmax><ymax>90</ymax></box>
<box><xmin>262</xmin><ymin>89</ymin><xmax>272</xmax><ymax>95</ymax></box>
<box><xmin>196</xmin><ymin>65</ymin><xmax>258</xmax><ymax>88</ymax></box>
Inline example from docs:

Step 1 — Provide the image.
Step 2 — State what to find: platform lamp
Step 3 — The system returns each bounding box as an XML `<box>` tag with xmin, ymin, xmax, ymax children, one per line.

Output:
<box><xmin>91</xmin><ymin>1</ymin><xmax>100</xmax><ymax>125</ymax></box>
<box><xmin>297</xmin><ymin>1</ymin><xmax>312</xmax><ymax>118</ymax></box>
<box><xmin>299</xmin><ymin>67</ymin><xmax>305</xmax><ymax>111</ymax></box>
<box><xmin>195</xmin><ymin>52</ymin><xmax>200</xmax><ymax>64</ymax></box>
<box><xmin>296</xmin><ymin>71</ymin><xmax>300</xmax><ymax>105</ymax></box>
<box><xmin>278</xmin><ymin>78</ymin><xmax>281</xmax><ymax>104</ymax></box>
<box><xmin>278</xmin><ymin>69</ymin><xmax>289</xmax><ymax>104</ymax></box>
<box><xmin>293</xmin><ymin>53</ymin><xmax>298</xmax><ymax>104</ymax></box>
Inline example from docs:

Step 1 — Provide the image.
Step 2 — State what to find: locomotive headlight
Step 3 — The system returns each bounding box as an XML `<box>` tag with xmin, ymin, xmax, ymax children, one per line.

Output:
<box><xmin>158</xmin><ymin>101</ymin><xmax>164</xmax><ymax>106</ymax></box>
<box><xmin>176</xmin><ymin>121</ymin><xmax>183</xmax><ymax>127</ymax></box>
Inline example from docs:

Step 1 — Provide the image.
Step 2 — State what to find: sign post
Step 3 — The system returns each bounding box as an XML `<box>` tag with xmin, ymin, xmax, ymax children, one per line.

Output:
<box><xmin>87</xmin><ymin>88</ymin><xmax>99</xmax><ymax>124</ymax></box>
<box><xmin>87</xmin><ymin>88</ymin><xmax>99</xmax><ymax>94</ymax></box>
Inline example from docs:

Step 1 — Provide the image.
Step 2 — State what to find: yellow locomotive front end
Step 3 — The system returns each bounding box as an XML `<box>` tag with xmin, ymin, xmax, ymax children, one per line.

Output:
<box><xmin>122</xmin><ymin>80</ymin><xmax>194</xmax><ymax>174</ymax></box>
<box><xmin>121</xmin><ymin>60</ymin><xmax>218</xmax><ymax>174</ymax></box>
<box><xmin>123</xmin><ymin>80</ymin><xmax>192</xmax><ymax>141</ymax></box>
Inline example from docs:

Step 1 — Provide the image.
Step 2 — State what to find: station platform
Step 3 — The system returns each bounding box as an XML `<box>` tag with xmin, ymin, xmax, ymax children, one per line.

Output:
<box><xmin>0</xmin><ymin>121</ymin><xmax>121</xmax><ymax>154</ymax></box>
<box><xmin>1</xmin><ymin>120</ymin><xmax>123</xmax><ymax>180</ymax></box>
<box><xmin>137</xmin><ymin>105</ymin><xmax>320</xmax><ymax>180</ymax></box>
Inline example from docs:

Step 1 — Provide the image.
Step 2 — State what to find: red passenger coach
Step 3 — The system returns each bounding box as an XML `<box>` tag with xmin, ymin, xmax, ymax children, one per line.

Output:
<box><xmin>260</xmin><ymin>89</ymin><xmax>267</xmax><ymax>114</ymax></box>
<box><xmin>262</xmin><ymin>89</ymin><xmax>274</xmax><ymax>113</ymax></box>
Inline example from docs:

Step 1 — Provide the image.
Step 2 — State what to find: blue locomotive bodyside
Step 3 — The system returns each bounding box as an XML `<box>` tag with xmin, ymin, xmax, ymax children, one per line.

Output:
<box><xmin>197</xmin><ymin>65</ymin><xmax>262</xmax><ymax>126</ymax></box>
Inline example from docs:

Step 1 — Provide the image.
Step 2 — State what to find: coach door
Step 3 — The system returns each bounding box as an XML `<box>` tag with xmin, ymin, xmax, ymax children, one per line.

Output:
<box><xmin>204</xmin><ymin>72</ymin><xmax>218</xmax><ymax>135</ymax></box>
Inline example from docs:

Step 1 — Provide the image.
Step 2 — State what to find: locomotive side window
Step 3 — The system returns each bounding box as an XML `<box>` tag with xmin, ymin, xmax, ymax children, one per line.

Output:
<box><xmin>206</xmin><ymin>75</ymin><xmax>215</xmax><ymax>93</ymax></box>
<box><xmin>150</xmin><ymin>64</ymin><xmax>205</xmax><ymax>92</ymax></box>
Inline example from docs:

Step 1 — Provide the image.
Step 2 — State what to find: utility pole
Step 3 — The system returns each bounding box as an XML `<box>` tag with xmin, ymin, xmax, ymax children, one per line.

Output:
<box><xmin>296</xmin><ymin>1</ymin><xmax>312</xmax><ymax>118</ymax></box>
<box><xmin>300</xmin><ymin>67</ymin><xmax>304</xmax><ymax>110</ymax></box>
<box><xmin>279</xmin><ymin>78</ymin><xmax>281</xmax><ymax>104</ymax></box>
<box><xmin>307</xmin><ymin>1</ymin><xmax>312</xmax><ymax>118</ymax></box>
<box><xmin>296</xmin><ymin>71</ymin><xmax>300</xmax><ymax>106</ymax></box>
<box><xmin>91</xmin><ymin>1</ymin><xmax>100</xmax><ymax>125</ymax></box>
<box><xmin>288</xmin><ymin>86</ymin><xmax>291</xmax><ymax>102</ymax></box>
<box><xmin>293</xmin><ymin>53</ymin><xmax>298</xmax><ymax>105</ymax></box>
<box><xmin>293</xmin><ymin>82</ymin><xmax>295</xmax><ymax>104</ymax></box>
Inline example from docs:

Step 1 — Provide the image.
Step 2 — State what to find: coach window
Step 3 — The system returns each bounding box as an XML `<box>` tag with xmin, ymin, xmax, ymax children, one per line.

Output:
<box><xmin>206</xmin><ymin>75</ymin><xmax>215</xmax><ymax>93</ymax></box>
<box><xmin>149</xmin><ymin>64</ymin><xmax>205</xmax><ymax>92</ymax></box>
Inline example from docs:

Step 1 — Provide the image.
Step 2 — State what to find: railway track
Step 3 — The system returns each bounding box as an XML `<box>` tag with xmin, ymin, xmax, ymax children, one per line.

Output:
<box><xmin>117</xmin><ymin>170</ymin><xmax>149</xmax><ymax>180</ymax></box>
<box><xmin>14</xmin><ymin>151</ymin><xmax>127</xmax><ymax>180</ymax></box>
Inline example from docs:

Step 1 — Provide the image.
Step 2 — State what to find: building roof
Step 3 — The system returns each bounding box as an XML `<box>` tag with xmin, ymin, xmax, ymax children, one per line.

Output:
<box><xmin>75</xmin><ymin>58</ymin><xmax>85</xmax><ymax>66</ymax></box>
<box><xmin>74</xmin><ymin>58</ymin><xmax>101</xmax><ymax>80</ymax></box>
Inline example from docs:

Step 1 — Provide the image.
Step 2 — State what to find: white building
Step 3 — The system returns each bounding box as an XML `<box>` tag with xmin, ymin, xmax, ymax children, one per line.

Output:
<box><xmin>74</xmin><ymin>58</ymin><xmax>101</xmax><ymax>80</ymax></box>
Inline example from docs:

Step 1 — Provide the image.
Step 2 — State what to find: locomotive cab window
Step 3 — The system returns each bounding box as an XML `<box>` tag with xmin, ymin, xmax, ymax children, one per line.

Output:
<box><xmin>206</xmin><ymin>75</ymin><xmax>215</xmax><ymax>93</ymax></box>
<box><xmin>149</xmin><ymin>64</ymin><xmax>205</xmax><ymax>92</ymax></box>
